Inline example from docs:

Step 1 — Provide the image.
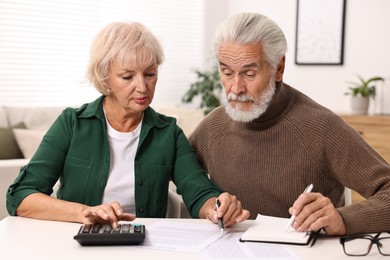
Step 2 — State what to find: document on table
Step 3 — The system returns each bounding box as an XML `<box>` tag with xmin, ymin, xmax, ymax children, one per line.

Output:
<box><xmin>141</xmin><ymin>220</ymin><xmax>300</xmax><ymax>259</ymax></box>
<box><xmin>141</xmin><ymin>220</ymin><xmax>227</xmax><ymax>253</ymax></box>
<box><xmin>199</xmin><ymin>232</ymin><xmax>300</xmax><ymax>260</ymax></box>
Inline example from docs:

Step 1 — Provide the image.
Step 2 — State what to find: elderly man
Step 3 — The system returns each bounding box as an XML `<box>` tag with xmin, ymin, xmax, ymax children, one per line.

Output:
<box><xmin>190</xmin><ymin>12</ymin><xmax>390</xmax><ymax>236</ymax></box>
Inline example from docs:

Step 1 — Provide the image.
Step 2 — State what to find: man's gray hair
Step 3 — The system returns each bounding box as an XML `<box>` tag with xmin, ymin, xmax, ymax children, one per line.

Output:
<box><xmin>213</xmin><ymin>13</ymin><xmax>287</xmax><ymax>72</ymax></box>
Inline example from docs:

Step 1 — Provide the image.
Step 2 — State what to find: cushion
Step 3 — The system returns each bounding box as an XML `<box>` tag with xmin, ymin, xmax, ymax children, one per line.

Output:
<box><xmin>153</xmin><ymin>105</ymin><xmax>204</xmax><ymax>136</ymax></box>
<box><xmin>0</xmin><ymin>122</ymin><xmax>26</xmax><ymax>159</ymax></box>
<box><xmin>6</xmin><ymin>106</ymin><xmax>65</xmax><ymax>130</ymax></box>
<box><xmin>13</xmin><ymin>128</ymin><xmax>46</xmax><ymax>159</ymax></box>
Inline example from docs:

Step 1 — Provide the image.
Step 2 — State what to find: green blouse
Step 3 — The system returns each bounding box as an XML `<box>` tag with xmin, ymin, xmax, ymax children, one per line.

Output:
<box><xmin>7</xmin><ymin>96</ymin><xmax>222</xmax><ymax>218</ymax></box>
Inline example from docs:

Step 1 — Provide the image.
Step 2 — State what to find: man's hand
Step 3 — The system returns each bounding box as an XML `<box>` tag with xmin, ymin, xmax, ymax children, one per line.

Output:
<box><xmin>81</xmin><ymin>201</ymin><xmax>136</xmax><ymax>228</ymax></box>
<box><xmin>288</xmin><ymin>192</ymin><xmax>346</xmax><ymax>235</ymax></box>
<box><xmin>202</xmin><ymin>192</ymin><xmax>250</xmax><ymax>227</ymax></box>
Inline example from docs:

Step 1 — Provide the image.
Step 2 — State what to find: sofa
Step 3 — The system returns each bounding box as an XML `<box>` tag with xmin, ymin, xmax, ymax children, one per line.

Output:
<box><xmin>0</xmin><ymin>105</ymin><xmax>205</xmax><ymax>220</ymax></box>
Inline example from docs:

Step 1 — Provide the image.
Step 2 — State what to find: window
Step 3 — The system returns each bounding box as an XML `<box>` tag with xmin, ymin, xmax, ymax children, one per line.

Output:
<box><xmin>0</xmin><ymin>0</ymin><xmax>204</xmax><ymax>106</ymax></box>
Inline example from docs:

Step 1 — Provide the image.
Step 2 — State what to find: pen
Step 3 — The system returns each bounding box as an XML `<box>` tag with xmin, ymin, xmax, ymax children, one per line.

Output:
<box><xmin>215</xmin><ymin>199</ymin><xmax>224</xmax><ymax>234</ymax></box>
<box><xmin>285</xmin><ymin>183</ymin><xmax>314</xmax><ymax>232</ymax></box>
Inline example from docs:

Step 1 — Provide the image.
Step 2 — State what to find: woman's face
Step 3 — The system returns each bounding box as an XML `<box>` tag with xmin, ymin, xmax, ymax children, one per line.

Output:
<box><xmin>106</xmin><ymin>59</ymin><xmax>158</xmax><ymax>113</ymax></box>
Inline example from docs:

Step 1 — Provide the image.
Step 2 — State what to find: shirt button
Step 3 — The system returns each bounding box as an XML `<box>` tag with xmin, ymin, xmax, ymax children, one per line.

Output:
<box><xmin>138</xmin><ymin>207</ymin><xmax>144</xmax><ymax>213</ymax></box>
<box><xmin>138</xmin><ymin>181</ymin><xmax>143</xmax><ymax>186</ymax></box>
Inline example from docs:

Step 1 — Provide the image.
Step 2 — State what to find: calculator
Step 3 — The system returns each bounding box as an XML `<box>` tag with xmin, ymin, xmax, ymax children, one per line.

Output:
<box><xmin>74</xmin><ymin>223</ymin><xmax>145</xmax><ymax>246</ymax></box>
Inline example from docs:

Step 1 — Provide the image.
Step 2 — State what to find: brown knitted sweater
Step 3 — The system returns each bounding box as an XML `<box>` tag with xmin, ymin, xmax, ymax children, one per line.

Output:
<box><xmin>189</xmin><ymin>82</ymin><xmax>390</xmax><ymax>235</ymax></box>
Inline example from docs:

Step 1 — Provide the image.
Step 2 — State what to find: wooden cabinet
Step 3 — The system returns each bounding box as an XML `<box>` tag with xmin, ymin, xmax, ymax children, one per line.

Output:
<box><xmin>340</xmin><ymin>115</ymin><xmax>390</xmax><ymax>163</ymax></box>
<box><xmin>339</xmin><ymin>115</ymin><xmax>390</xmax><ymax>203</ymax></box>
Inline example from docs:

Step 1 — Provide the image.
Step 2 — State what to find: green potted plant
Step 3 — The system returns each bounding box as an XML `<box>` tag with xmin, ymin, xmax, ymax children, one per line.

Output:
<box><xmin>182</xmin><ymin>66</ymin><xmax>222</xmax><ymax>115</ymax></box>
<box><xmin>345</xmin><ymin>75</ymin><xmax>384</xmax><ymax>114</ymax></box>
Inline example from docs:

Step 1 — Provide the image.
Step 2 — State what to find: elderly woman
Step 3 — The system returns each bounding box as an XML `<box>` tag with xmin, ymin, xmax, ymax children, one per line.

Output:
<box><xmin>6</xmin><ymin>22</ymin><xmax>250</xmax><ymax>228</ymax></box>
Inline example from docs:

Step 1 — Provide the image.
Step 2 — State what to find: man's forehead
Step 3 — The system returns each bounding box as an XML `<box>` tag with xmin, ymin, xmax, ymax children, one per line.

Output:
<box><xmin>218</xmin><ymin>42</ymin><xmax>264</xmax><ymax>68</ymax></box>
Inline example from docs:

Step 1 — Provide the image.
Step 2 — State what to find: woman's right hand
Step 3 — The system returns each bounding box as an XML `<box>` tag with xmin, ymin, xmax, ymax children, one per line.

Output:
<box><xmin>81</xmin><ymin>201</ymin><xmax>136</xmax><ymax>228</ymax></box>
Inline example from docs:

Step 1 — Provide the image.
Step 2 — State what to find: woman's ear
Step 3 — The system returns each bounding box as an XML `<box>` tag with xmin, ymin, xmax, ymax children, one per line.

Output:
<box><xmin>275</xmin><ymin>56</ymin><xmax>285</xmax><ymax>82</ymax></box>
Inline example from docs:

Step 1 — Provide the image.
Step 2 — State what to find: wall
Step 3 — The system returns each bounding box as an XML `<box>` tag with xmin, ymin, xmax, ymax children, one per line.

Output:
<box><xmin>0</xmin><ymin>0</ymin><xmax>205</xmax><ymax>108</ymax></box>
<box><xmin>2</xmin><ymin>0</ymin><xmax>389</xmax><ymax>113</ymax></box>
<box><xmin>203</xmin><ymin>0</ymin><xmax>390</xmax><ymax>114</ymax></box>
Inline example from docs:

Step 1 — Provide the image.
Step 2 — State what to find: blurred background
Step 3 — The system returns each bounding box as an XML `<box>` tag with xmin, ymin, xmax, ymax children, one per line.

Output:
<box><xmin>1</xmin><ymin>0</ymin><xmax>389</xmax><ymax>114</ymax></box>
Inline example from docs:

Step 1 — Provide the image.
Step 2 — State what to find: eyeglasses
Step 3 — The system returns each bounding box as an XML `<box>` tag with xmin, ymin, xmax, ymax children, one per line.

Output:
<box><xmin>340</xmin><ymin>232</ymin><xmax>390</xmax><ymax>256</ymax></box>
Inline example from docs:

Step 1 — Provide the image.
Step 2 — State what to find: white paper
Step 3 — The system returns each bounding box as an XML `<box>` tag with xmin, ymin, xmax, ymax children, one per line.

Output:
<box><xmin>140</xmin><ymin>220</ymin><xmax>227</xmax><ymax>253</ymax></box>
<box><xmin>200</xmin><ymin>232</ymin><xmax>300</xmax><ymax>260</ymax></box>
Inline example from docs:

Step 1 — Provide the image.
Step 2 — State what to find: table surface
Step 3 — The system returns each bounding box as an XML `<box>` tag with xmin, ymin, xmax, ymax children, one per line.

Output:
<box><xmin>0</xmin><ymin>216</ymin><xmax>383</xmax><ymax>260</ymax></box>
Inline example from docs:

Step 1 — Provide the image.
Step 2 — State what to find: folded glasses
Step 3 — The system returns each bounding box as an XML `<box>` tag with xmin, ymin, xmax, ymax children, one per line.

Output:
<box><xmin>340</xmin><ymin>232</ymin><xmax>390</xmax><ymax>256</ymax></box>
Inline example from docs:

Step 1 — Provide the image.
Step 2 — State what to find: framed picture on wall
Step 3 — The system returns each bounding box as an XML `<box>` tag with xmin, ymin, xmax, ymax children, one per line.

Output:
<box><xmin>295</xmin><ymin>0</ymin><xmax>346</xmax><ymax>65</ymax></box>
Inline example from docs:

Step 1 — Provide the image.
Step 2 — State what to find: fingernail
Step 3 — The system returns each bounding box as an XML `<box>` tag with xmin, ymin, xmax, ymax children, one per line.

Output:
<box><xmin>116</xmin><ymin>210</ymin><xmax>122</xmax><ymax>215</ymax></box>
<box><xmin>217</xmin><ymin>212</ymin><xmax>223</xmax><ymax>218</ymax></box>
<box><xmin>293</xmin><ymin>222</ymin><xmax>299</xmax><ymax>230</ymax></box>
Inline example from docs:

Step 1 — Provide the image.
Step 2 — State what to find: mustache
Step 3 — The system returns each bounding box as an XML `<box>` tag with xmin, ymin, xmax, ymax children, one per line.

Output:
<box><xmin>227</xmin><ymin>93</ymin><xmax>254</xmax><ymax>102</ymax></box>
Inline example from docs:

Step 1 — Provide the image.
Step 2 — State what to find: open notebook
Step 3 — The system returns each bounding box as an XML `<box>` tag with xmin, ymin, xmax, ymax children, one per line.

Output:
<box><xmin>240</xmin><ymin>214</ymin><xmax>318</xmax><ymax>246</ymax></box>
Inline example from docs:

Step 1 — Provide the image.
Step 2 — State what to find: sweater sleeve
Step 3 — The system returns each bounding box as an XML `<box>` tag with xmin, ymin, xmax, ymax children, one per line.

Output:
<box><xmin>323</xmin><ymin>115</ymin><xmax>390</xmax><ymax>234</ymax></box>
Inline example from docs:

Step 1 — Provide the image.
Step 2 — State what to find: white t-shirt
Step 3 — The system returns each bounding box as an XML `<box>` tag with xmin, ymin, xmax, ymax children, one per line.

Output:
<box><xmin>102</xmin><ymin>116</ymin><xmax>142</xmax><ymax>214</ymax></box>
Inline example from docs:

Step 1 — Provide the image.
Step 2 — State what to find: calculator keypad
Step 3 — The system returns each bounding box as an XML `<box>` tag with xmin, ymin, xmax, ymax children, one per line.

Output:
<box><xmin>74</xmin><ymin>223</ymin><xmax>145</xmax><ymax>246</ymax></box>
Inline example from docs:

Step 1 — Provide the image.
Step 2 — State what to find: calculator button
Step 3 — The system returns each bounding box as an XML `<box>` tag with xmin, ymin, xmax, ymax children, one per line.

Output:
<box><xmin>82</xmin><ymin>224</ymin><xmax>92</xmax><ymax>233</ymax></box>
<box><xmin>134</xmin><ymin>225</ymin><xmax>142</xmax><ymax>233</ymax></box>
<box><xmin>103</xmin><ymin>225</ymin><xmax>112</xmax><ymax>233</ymax></box>
<box><xmin>112</xmin><ymin>226</ymin><xmax>121</xmax><ymax>233</ymax></box>
<box><xmin>91</xmin><ymin>225</ymin><xmax>101</xmax><ymax>233</ymax></box>
<box><xmin>121</xmin><ymin>224</ymin><xmax>130</xmax><ymax>233</ymax></box>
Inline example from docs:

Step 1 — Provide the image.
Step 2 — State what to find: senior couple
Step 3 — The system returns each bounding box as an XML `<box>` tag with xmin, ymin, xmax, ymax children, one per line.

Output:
<box><xmin>7</xmin><ymin>13</ymin><xmax>390</xmax><ymax>236</ymax></box>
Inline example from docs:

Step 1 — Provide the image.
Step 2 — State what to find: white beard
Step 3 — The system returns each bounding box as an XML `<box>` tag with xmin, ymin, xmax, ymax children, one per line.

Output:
<box><xmin>223</xmin><ymin>80</ymin><xmax>276</xmax><ymax>123</ymax></box>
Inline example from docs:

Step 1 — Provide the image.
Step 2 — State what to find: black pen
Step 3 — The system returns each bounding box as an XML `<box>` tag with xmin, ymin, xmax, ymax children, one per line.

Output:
<box><xmin>215</xmin><ymin>199</ymin><xmax>224</xmax><ymax>234</ymax></box>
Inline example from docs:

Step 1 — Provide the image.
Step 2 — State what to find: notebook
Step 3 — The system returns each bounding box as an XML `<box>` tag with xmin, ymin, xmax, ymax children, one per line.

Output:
<box><xmin>240</xmin><ymin>214</ymin><xmax>318</xmax><ymax>246</ymax></box>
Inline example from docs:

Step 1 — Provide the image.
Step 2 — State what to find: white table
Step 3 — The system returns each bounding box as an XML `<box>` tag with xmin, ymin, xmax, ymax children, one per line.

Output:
<box><xmin>0</xmin><ymin>216</ymin><xmax>383</xmax><ymax>259</ymax></box>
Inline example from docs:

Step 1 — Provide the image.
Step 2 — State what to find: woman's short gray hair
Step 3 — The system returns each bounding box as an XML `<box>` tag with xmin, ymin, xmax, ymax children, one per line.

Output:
<box><xmin>87</xmin><ymin>22</ymin><xmax>164</xmax><ymax>94</ymax></box>
<box><xmin>213</xmin><ymin>13</ymin><xmax>287</xmax><ymax>72</ymax></box>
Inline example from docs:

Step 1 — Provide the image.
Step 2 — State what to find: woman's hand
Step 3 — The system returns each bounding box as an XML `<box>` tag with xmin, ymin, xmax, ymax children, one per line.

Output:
<box><xmin>201</xmin><ymin>192</ymin><xmax>250</xmax><ymax>227</ymax></box>
<box><xmin>81</xmin><ymin>201</ymin><xmax>136</xmax><ymax>228</ymax></box>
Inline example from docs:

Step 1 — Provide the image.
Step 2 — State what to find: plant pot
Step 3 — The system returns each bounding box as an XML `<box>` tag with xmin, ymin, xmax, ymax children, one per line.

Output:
<box><xmin>351</xmin><ymin>96</ymin><xmax>369</xmax><ymax>114</ymax></box>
